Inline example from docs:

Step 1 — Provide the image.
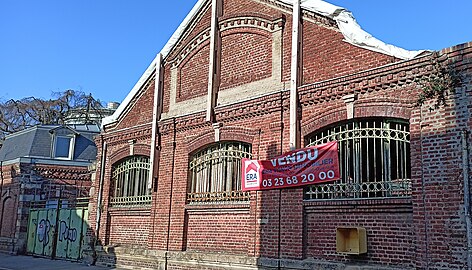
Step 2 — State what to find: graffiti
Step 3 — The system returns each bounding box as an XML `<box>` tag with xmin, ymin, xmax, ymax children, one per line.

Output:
<box><xmin>58</xmin><ymin>220</ymin><xmax>78</xmax><ymax>242</ymax></box>
<box><xmin>37</xmin><ymin>219</ymin><xmax>51</xmax><ymax>246</ymax></box>
<box><xmin>28</xmin><ymin>208</ymin><xmax>89</xmax><ymax>260</ymax></box>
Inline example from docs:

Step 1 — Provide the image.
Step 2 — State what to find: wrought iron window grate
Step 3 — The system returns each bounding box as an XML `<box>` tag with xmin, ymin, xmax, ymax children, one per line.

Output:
<box><xmin>109</xmin><ymin>195</ymin><xmax>152</xmax><ymax>208</ymax></box>
<box><xmin>305</xmin><ymin>118</ymin><xmax>411</xmax><ymax>200</ymax></box>
<box><xmin>111</xmin><ymin>156</ymin><xmax>151</xmax><ymax>207</ymax></box>
<box><xmin>188</xmin><ymin>142</ymin><xmax>252</xmax><ymax>204</ymax></box>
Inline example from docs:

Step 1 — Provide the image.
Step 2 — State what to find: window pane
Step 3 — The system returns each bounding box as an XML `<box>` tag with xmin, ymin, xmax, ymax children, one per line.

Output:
<box><xmin>55</xmin><ymin>137</ymin><xmax>71</xmax><ymax>158</ymax></box>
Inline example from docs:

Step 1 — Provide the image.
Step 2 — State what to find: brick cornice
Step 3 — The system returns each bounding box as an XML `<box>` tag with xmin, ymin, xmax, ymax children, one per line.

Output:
<box><xmin>102</xmin><ymin>124</ymin><xmax>152</xmax><ymax>146</ymax></box>
<box><xmin>216</xmin><ymin>91</ymin><xmax>287</xmax><ymax>122</ymax></box>
<box><xmin>299</xmin><ymin>53</ymin><xmax>436</xmax><ymax>107</ymax></box>
<box><xmin>34</xmin><ymin>166</ymin><xmax>90</xmax><ymax>181</ymax></box>
<box><xmin>186</xmin><ymin>125</ymin><xmax>260</xmax><ymax>154</ymax></box>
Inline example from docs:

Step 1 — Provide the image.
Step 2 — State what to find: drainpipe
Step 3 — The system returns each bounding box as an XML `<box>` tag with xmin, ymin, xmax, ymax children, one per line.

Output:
<box><xmin>462</xmin><ymin>129</ymin><xmax>472</xmax><ymax>269</ymax></box>
<box><xmin>289</xmin><ymin>0</ymin><xmax>301</xmax><ymax>150</ymax></box>
<box><xmin>95</xmin><ymin>137</ymin><xmax>107</xmax><ymax>246</ymax></box>
<box><xmin>165</xmin><ymin>118</ymin><xmax>177</xmax><ymax>270</ymax></box>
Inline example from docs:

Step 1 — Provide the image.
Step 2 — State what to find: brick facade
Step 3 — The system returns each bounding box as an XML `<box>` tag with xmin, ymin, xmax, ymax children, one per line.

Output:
<box><xmin>88</xmin><ymin>0</ymin><xmax>472</xmax><ymax>269</ymax></box>
<box><xmin>0</xmin><ymin>162</ymin><xmax>92</xmax><ymax>253</ymax></box>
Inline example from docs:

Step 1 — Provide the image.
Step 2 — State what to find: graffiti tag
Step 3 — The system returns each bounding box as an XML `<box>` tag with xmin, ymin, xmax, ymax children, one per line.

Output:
<box><xmin>58</xmin><ymin>220</ymin><xmax>78</xmax><ymax>242</ymax></box>
<box><xmin>37</xmin><ymin>219</ymin><xmax>51</xmax><ymax>246</ymax></box>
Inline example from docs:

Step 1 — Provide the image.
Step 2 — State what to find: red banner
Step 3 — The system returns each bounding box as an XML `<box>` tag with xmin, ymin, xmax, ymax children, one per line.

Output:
<box><xmin>242</xmin><ymin>141</ymin><xmax>340</xmax><ymax>191</ymax></box>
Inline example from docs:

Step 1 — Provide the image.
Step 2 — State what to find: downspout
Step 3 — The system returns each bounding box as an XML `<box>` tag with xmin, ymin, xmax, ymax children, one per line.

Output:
<box><xmin>289</xmin><ymin>0</ymin><xmax>301</xmax><ymax>150</ymax></box>
<box><xmin>165</xmin><ymin>118</ymin><xmax>177</xmax><ymax>270</ymax></box>
<box><xmin>461</xmin><ymin>129</ymin><xmax>472</xmax><ymax>269</ymax></box>
<box><xmin>95</xmin><ymin>137</ymin><xmax>107</xmax><ymax>249</ymax></box>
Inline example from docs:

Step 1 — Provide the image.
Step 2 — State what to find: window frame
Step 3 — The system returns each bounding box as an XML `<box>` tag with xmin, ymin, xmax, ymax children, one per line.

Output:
<box><xmin>304</xmin><ymin>118</ymin><xmax>411</xmax><ymax>200</ymax></box>
<box><xmin>110</xmin><ymin>155</ymin><xmax>151</xmax><ymax>207</ymax></box>
<box><xmin>53</xmin><ymin>135</ymin><xmax>75</xmax><ymax>160</ymax></box>
<box><xmin>187</xmin><ymin>141</ymin><xmax>252</xmax><ymax>204</ymax></box>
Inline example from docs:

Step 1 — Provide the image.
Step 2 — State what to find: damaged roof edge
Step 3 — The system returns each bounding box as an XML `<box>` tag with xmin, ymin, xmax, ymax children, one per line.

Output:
<box><xmin>280</xmin><ymin>0</ymin><xmax>425</xmax><ymax>59</ymax></box>
<box><xmin>103</xmin><ymin>0</ymin><xmax>425</xmax><ymax>127</ymax></box>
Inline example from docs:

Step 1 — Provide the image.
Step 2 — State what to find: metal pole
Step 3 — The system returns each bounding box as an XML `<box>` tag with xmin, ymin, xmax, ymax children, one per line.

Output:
<box><xmin>462</xmin><ymin>130</ymin><xmax>472</xmax><ymax>269</ymax></box>
<box><xmin>206</xmin><ymin>0</ymin><xmax>221</xmax><ymax>122</ymax></box>
<box><xmin>95</xmin><ymin>139</ymin><xmax>107</xmax><ymax>242</ymax></box>
<box><xmin>290</xmin><ymin>0</ymin><xmax>301</xmax><ymax>150</ymax></box>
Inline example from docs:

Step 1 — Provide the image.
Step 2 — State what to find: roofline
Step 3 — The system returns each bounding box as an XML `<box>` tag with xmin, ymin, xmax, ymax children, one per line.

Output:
<box><xmin>3</xmin><ymin>124</ymin><xmax>101</xmax><ymax>140</ymax></box>
<box><xmin>103</xmin><ymin>0</ymin><xmax>425</xmax><ymax>127</ymax></box>
<box><xmin>3</xmin><ymin>125</ymin><xmax>39</xmax><ymax>140</ymax></box>
<box><xmin>102</xmin><ymin>0</ymin><xmax>209</xmax><ymax>128</ymax></box>
<box><xmin>0</xmin><ymin>157</ymin><xmax>94</xmax><ymax>167</ymax></box>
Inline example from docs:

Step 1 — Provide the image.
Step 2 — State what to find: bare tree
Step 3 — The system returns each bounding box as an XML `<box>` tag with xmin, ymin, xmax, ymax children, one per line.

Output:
<box><xmin>0</xmin><ymin>90</ymin><xmax>105</xmax><ymax>138</ymax></box>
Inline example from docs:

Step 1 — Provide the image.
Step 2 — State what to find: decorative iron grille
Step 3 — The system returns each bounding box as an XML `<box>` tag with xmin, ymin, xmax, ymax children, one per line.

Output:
<box><xmin>188</xmin><ymin>142</ymin><xmax>252</xmax><ymax>204</ymax></box>
<box><xmin>111</xmin><ymin>156</ymin><xmax>151</xmax><ymax>207</ymax></box>
<box><xmin>305</xmin><ymin>118</ymin><xmax>411</xmax><ymax>200</ymax></box>
<box><xmin>109</xmin><ymin>195</ymin><xmax>152</xmax><ymax>208</ymax></box>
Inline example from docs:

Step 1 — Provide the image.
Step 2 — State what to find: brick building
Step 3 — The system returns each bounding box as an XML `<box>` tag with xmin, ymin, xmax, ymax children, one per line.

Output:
<box><xmin>89</xmin><ymin>0</ymin><xmax>472</xmax><ymax>269</ymax></box>
<box><xmin>0</xmin><ymin>124</ymin><xmax>99</xmax><ymax>253</ymax></box>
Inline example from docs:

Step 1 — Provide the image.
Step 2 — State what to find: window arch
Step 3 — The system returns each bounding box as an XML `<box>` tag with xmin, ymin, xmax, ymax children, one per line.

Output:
<box><xmin>187</xmin><ymin>141</ymin><xmax>252</xmax><ymax>203</ymax></box>
<box><xmin>111</xmin><ymin>155</ymin><xmax>151</xmax><ymax>207</ymax></box>
<box><xmin>304</xmin><ymin>118</ymin><xmax>411</xmax><ymax>200</ymax></box>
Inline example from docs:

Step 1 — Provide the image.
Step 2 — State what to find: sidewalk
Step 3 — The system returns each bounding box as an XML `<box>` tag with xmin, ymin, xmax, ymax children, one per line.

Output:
<box><xmin>0</xmin><ymin>253</ymin><xmax>115</xmax><ymax>270</ymax></box>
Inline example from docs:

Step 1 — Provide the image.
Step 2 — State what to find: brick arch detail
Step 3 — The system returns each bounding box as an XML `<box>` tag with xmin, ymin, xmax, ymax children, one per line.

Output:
<box><xmin>171</xmin><ymin>15</ymin><xmax>283</xmax><ymax>69</ymax></box>
<box><xmin>109</xmin><ymin>144</ymin><xmax>151</xmax><ymax>165</ymax></box>
<box><xmin>220</xmin><ymin>26</ymin><xmax>272</xmax><ymax>39</ymax></box>
<box><xmin>302</xmin><ymin>99</ymin><xmax>412</xmax><ymax>139</ymax></box>
<box><xmin>186</xmin><ymin>126</ymin><xmax>260</xmax><ymax>154</ymax></box>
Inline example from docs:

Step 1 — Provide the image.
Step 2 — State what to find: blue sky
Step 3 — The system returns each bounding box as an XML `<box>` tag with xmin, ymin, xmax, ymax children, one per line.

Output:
<box><xmin>0</xmin><ymin>0</ymin><xmax>471</xmax><ymax>104</ymax></box>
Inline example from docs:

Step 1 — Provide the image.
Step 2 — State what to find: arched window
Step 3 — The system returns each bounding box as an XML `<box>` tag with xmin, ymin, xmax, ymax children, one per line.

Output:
<box><xmin>111</xmin><ymin>155</ymin><xmax>151</xmax><ymax>207</ymax></box>
<box><xmin>304</xmin><ymin>118</ymin><xmax>411</xmax><ymax>200</ymax></box>
<box><xmin>187</xmin><ymin>142</ymin><xmax>252</xmax><ymax>203</ymax></box>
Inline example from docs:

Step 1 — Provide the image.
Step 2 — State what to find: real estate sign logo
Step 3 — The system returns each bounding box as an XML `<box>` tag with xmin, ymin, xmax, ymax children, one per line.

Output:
<box><xmin>243</xmin><ymin>160</ymin><xmax>262</xmax><ymax>189</ymax></box>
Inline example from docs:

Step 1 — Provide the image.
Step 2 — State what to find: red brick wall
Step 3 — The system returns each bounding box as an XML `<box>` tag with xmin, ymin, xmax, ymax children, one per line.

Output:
<box><xmin>162</xmin><ymin>65</ymin><xmax>171</xmax><ymax>114</ymax></box>
<box><xmin>301</xmin><ymin>22</ymin><xmax>395</xmax><ymax>84</ymax></box>
<box><xmin>0</xmin><ymin>166</ymin><xmax>19</xmax><ymax>239</ymax></box>
<box><xmin>178</xmin><ymin>43</ymin><xmax>210</xmax><ymax>101</ymax></box>
<box><xmin>223</xmin><ymin>0</ymin><xmax>281</xmax><ymax>16</ymax></box>
<box><xmin>304</xmin><ymin>199</ymin><xmax>414</xmax><ymax>268</ymax></box>
<box><xmin>107</xmin><ymin>209</ymin><xmax>150</xmax><ymax>246</ymax></box>
<box><xmin>88</xmin><ymin>125</ymin><xmax>152</xmax><ymax>247</ymax></box>
<box><xmin>220</xmin><ymin>30</ymin><xmax>272</xmax><ymax>90</ymax></box>
<box><xmin>92</xmin><ymin>0</ymin><xmax>472</xmax><ymax>267</ymax></box>
<box><xmin>184</xmin><ymin>209</ymin><xmax>251</xmax><ymax>254</ymax></box>
<box><xmin>112</xmin><ymin>80</ymin><xmax>155</xmax><ymax>130</ymax></box>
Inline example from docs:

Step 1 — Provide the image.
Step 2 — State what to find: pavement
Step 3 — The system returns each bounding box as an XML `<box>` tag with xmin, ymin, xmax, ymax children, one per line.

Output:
<box><xmin>0</xmin><ymin>252</ymin><xmax>115</xmax><ymax>270</ymax></box>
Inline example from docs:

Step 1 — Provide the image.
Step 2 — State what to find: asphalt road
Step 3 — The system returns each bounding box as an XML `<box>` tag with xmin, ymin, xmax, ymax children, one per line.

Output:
<box><xmin>0</xmin><ymin>253</ymin><xmax>114</xmax><ymax>270</ymax></box>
